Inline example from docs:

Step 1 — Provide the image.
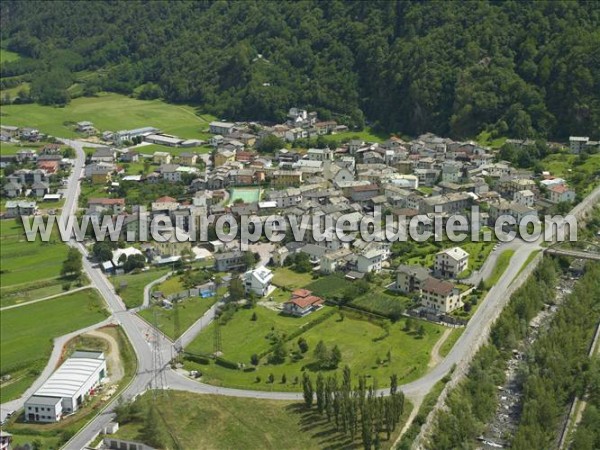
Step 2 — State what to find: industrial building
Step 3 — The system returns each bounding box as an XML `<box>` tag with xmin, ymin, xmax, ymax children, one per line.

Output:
<box><xmin>24</xmin><ymin>351</ymin><xmax>107</xmax><ymax>423</ymax></box>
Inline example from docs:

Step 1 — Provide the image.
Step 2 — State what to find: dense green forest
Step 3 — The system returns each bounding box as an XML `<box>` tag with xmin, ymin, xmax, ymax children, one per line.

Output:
<box><xmin>1</xmin><ymin>1</ymin><xmax>599</xmax><ymax>139</ymax></box>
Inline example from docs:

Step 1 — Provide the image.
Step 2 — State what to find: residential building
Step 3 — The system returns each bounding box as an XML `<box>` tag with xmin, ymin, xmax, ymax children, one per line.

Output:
<box><xmin>87</xmin><ymin>198</ymin><xmax>125</xmax><ymax>215</ymax></box>
<box><xmin>5</xmin><ymin>200</ymin><xmax>37</xmax><ymax>217</ymax></box>
<box><xmin>214</xmin><ymin>150</ymin><xmax>235</xmax><ymax>167</ymax></box>
<box><xmin>396</xmin><ymin>264</ymin><xmax>430</xmax><ymax>294</ymax></box>
<box><xmin>178</xmin><ymin>152</ymin><xmax>198</xmax><ymax>166</ymax></box>
<box><xmin>209</xmin><ymin>121</ymin><xmax>235</xmax><ymax>135</ymax></box>
<box><xmin>549</xmin><ymin>184</ymin><xmax>576</xmax><ymax>204</ymax></box>
<box><xmin>272</xmin><ymin>170</ymin><xmax>302</xmax><ymax>187</ymax></box>
<box><xmin>356</xmin><ymin>248</ymin><xmax>384</xmax><ymax>273</ymax></box>
<box><xmin>435</xmin><ymin>247</ymin><xmax>469</xmax><ymax>278</ymax></box>
<box><xmin>569</xmin><ymin>136</ymin><xmax>589</xmax><ymax>154</ymax></box>
<box><xmin>514</xmin><ymin>189</ymin><xmax>535</xmax><ymax>207</ymax></box>
<box><xmin>283</xmin><ymin>289</ymin><xmax>324</xmax><ymax>317</ymax></box>
<box><xmin>214</xmin><ymin>251</ymin><xmax>246</xmax><ymax>272</ymax></box>
<box><xmin>85</xmin><ymin>162</ymin><xmax>115</xmax><ymax>184</ymax></box>
<box><xmin>153</xmin><ymin>151</ymin><xmax>172</xmax><ymax>165</ymax></box>
<box><xmin>420</xmin><ymin>277</ymin><xmax>463</xmax><ymax>313</ymax></box>
<box><xmin>90</xmin><ymin>147</ymin><xmax>116</xmax><ymax>163</ymax></box>
<box><xmin>243</xmin><ymin>266</ymin><xmax>273</xmax><ymax>297</ymax></box>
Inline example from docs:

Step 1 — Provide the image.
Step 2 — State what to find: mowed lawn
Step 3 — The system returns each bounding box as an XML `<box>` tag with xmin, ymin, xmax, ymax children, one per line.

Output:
<box><xmin>271</xmin><ymin>267</ymin><xmax>314</xmax><ymax>290</ymax></box>
<box><xmin>114</xmin><ymin>391</ymin><xmax>412</xmax><ymax>450</ymax></box>
<box><xmin>110</xmin><ymin>268</ymin><xmax>171</xmax><ymax>309</ymax></box>
<box><xmin>0</xmin><ymin>92</ymin><xmax>216</xmax><ymax>139</ymax></box>
<box><xmin>0</xmin><ymin>219</ymin><xmax>69</xmax><ymax>288</ymax></box>
<box><xmin>185</xmin><ymin>306</ymin><xmax>443</xmax><ymax>391</ymax></box>
<box><xmin>0</xmin><ymin>289</ymin><xmax>108</xmax><ymax>400</ymax></box>
<box><xmin>1</xmin><ymin>48</ymin><xmax>21</xmax><ymax>63</ymax></box>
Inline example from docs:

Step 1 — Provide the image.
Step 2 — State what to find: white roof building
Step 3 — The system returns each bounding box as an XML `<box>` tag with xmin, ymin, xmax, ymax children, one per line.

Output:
<box><xmin>25</xmin><ymin>351</ymin><xmax>106</xmax><ymax>422</ymax></box>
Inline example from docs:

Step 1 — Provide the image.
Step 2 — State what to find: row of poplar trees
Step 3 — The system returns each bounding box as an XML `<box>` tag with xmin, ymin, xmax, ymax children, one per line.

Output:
<box><xmin>302</xmin><ymin>366</ymin><xmax>405</xmax><ymax>449</ymax></box>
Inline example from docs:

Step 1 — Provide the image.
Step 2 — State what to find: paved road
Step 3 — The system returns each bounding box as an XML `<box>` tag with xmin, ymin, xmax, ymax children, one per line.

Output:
<box><xmin>5</xmin><ymin>139</ymin><xmax>599</xmax><ymax>448</ymax></box>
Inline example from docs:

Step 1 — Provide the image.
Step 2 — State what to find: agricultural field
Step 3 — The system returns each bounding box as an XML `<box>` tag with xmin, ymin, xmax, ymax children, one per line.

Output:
<box><xmin>110</xmin><ymin>268</ymin><xmax>171</xmax><ymax>309</ymax></box>
<box><xmin>0</xmin><ymin>92</ymin><xmax>216</xmax><ymax>139</ymax></box>
<box><xmin>184</xmin><ymin>305</ymin><xmax>444</xmax><ymax>391</ymax></box>
<box><xmin>0</xmin><ymin>288</ymin><xmax>108</xmax><ymax>402</ymax></box>
<box><xmin>112</xmin><ymin>390</ymin><xmax>412</xmax><ymax>450</ymax></box>
<box><xmin>351</xmin><ymin>288</ymin><xmax>410</xmax><ymax>317</ymax></box>
<box><xmin>0</xmin><ymin>218</ymin><xmax>69</xmax><ymax>291</ymax></box>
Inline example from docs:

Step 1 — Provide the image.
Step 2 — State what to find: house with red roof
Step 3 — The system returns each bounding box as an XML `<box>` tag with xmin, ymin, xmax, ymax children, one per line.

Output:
<box><xmin>283</xmin><ymin>289</ymin><xmax>324</xmax><ymax>317</ymax></box>
<box><xmin>548</xmin><ymin>184</ymin><xmax>576</xmax><ymax>204</ymax></box>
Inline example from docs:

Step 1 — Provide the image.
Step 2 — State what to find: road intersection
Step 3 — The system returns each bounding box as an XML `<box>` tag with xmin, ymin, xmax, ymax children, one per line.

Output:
<box><xmin>1</xmin><ymin>139</ymin><xmax>597</xmax><ymax>449</ymax></box>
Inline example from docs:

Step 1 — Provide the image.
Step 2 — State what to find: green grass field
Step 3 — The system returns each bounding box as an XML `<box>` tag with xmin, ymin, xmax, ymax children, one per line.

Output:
<box><xmin>271</xmin><ymin>267</ymin><xmax>314</xmax><ymax>290</ymax></box>
<box><xmin>110</xmin><ymin>268</ymin><xmax>171</xmax><ymax>309</ymax></box>
<box><xmin>351</xmin><ymin>289</ymin><xmax>409</xmax><ymax>317</ymax></box>
<box><xmin>0</xmin><ymin>219</ymin><xmax>69</xmax><ymax>288</ymax></box>
<box><xmin>0</xmin><ymin>92</ymin><xmax>216</xmax><ymax>139</ymax></box>
<box><xmin>138</xmin><ymin>293</ymin><xmax>222</xmax><ymax>340</ymax></box>
<box><xmin>0</xmin><ymin>288</ymin><xmax>108</xmax><ymax>401</ymax></box>
<box><xmin>113</xmin><ymin>390</ymin><xmax>412</xmax><ymax>450</ymax></box>
<box><xmin>1</xmin><ymin>48</ymin><xmax>20</xmax><ymax>63</ymax></box>
<box><xmin>185</xmin><ymin>306</ymin><xmax>444</xmax><ymax>391</ymax></box>
<box><xmin>229</xmin><ymin>187</ymin><xmax>262</xmax><ymax>205</ymax></box>
<box><xmin>305</xmin><ymin>274</ymin><xmax>349</xmax><ymax>298</ymax></box>
<box><xmin>485</xmin><ymin>249</ymin><xmax>515</xmax><ymax>289</ymax></box>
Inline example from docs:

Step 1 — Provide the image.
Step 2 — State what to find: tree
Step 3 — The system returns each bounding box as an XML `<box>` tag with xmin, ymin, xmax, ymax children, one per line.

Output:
<box><xmin>302</xmin><ymin>372</ymin><xmax>314</xmax><ymax>408</ymax></box>
<box><xmin>417</xmin><ymin>324</ymin><xmax>426</xmax><ymax>337</ymax></box>
<box><xmin>268</xmin><ymin>373</ymin><xmax>275</xmax><ymax>384</ymax></box>
<box><xmin>250</xmin><ymin>354</ymin><xmax>259</xmax><ymax>366</ymax></box>
<box><xmin>123</xmin><ymin>254</ymin><xmax>146</xmax><ymax>273</ymax></box>
<box><xmin>140</xmin><ymin>406</ymin><xmax>168</xmax><ymax>448</ymax></box>
<box><xmin>61</xmin><ymin>247</ymin><xmax>82</xmax><ymax>277</ymax></box>
<box><xmin>92</xmin><ymin>241</ymin><xmax>114</xmax><ymax>262</ymax></box>
<box><xmin>281</xmin><ymin>373</ymin><xmax>287</xmax><ymax>384</ymax></box>
<box><xmin>251</xmin><ymin>312</ymin><xmax>258</xmax><ymax>321</ymax></box>
<box><xmin>330</xmin><ymin>345</ymin><xmax>342</xmax><ymax>369</ymax></box>
<box><xmin>268</xmin><ymin>340</ymin><xmax>287</xmax><ymax>364</ymax></box>
<box><xmin>243</xmin><ymin>251</ymin><xmax>256</xmax><ymax>270</ymax></box>
<box><xmin>314</xmin><ymin>340</ymin><xmax>328</xmax><ymax>367</ymax></box>
<box><xmin>229</xmin><ymin>277</ymin><xmax>245</xmax><ymax>301</ymax></box>
<box><xmin>298</xmin><ymin>337</ymin><xmax>309</xmax><ymax>353</ymax></box>
<box><xmin>316</xmin><ymin>373</ymin><xmax>325</xmax><ymax>413</ymax></box>
<box><xmin>256</xmin><ymin>134</ymin><xmax>285</xmax><ymax>153</ymax></box>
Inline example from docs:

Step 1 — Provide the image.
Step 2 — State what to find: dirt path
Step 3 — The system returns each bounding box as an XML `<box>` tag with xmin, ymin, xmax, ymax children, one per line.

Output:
<box><xmin>85</xmin><ymin>329</ymin><xmax>124</xmax><ymax>382</ymax></box>
<box><xmin>428</xmin><ymin>328</ymin><xmax>452</xmax><ymax>369</ymax></box>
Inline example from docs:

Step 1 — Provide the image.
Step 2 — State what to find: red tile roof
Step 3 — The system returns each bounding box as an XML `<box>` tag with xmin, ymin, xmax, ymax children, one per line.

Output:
<box><xmin>288</xmin><ymin>295</ymin><xmax>323</xmax><ymax>309</ymax></box>
<box><xmin>155</xmin><ymin>196</ymin><xmax>177</xmax><ymax>203</ymax></box>
<box><xmin>88</xmin><ymin>198</ymin><xmax>125</xmax><ymax>205</ymax></box>
<box><xmin>291</xmin><ymin>289</ymin><xmax>312</xmax><ymax>298</ymax></box>
<box><xmin>422</xmin><ymin>277</ymin><xmax>454</xmax><ymax>296</ymax></box>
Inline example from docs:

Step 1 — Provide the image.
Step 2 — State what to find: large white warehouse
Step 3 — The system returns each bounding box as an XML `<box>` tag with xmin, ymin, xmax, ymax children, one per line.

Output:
<box><xmin>24</xmin><ymin>351</ymin><xmax>107</xmax><ymax>423</ymax></box>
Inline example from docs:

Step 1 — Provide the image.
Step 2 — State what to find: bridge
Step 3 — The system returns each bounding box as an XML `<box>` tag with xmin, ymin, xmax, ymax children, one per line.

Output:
<box><xmin>545</xmin><ymin>241</ymin><xmax>600</xmax><ymax>261</ymax></box>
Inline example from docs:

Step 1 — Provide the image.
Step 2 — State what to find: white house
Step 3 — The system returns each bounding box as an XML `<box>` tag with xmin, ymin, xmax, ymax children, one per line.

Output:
<box><xmin>356</xmin><ymin>248</ymin><xmax>384</xmax><ymax>273</ymax></box>
<box><xmin>435</xmin><ymin>247</ymin><xmax>469</xmax><ymax>278</ymax></box>
<box><xmin>243</xmin><ymin>266</ymin><xmax>273</xmax><ymax>297</ymax></box>
<box><xmin>24</xmin><ymin>351</ymin><xmax>107</xmax><ymax>422</ymax></box>
<box><xmin>209</xmin><ymin>121</ymin><xmax>235</xmax><ymax>135</ymax></box>
<box><xmin>514</xmin><ymin>189</ymin><xmax>535</xmax><ymax>207</ymax></box>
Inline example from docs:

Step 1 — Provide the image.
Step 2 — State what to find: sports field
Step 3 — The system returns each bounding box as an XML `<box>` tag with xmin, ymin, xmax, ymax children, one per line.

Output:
<box><xmin>0</xmin><ymin>288</ymin><xmax>108</xmax><ymax>402</ymax></box>
<box><xmin>0</xmin><ymin>92</ymin><xmax>216</xmax><ymax>139</ymax></box>
<box><xmin>229</xmin><ymin>187</ymin><xmax>262</xmax><ymax>204</ymax></box>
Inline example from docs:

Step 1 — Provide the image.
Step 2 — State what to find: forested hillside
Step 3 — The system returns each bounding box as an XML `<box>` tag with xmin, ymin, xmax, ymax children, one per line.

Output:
<box><xmin>1</xmin><ymin>1</ymin><xmax>599</xmax><ymax>139</ymax></box>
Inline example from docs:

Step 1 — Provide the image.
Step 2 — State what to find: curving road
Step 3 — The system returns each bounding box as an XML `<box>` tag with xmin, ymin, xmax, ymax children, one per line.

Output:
<box><xmin>3</xmin><ymin>139</ymin><xmax>598</xmax><ymax>449</ymax></box>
